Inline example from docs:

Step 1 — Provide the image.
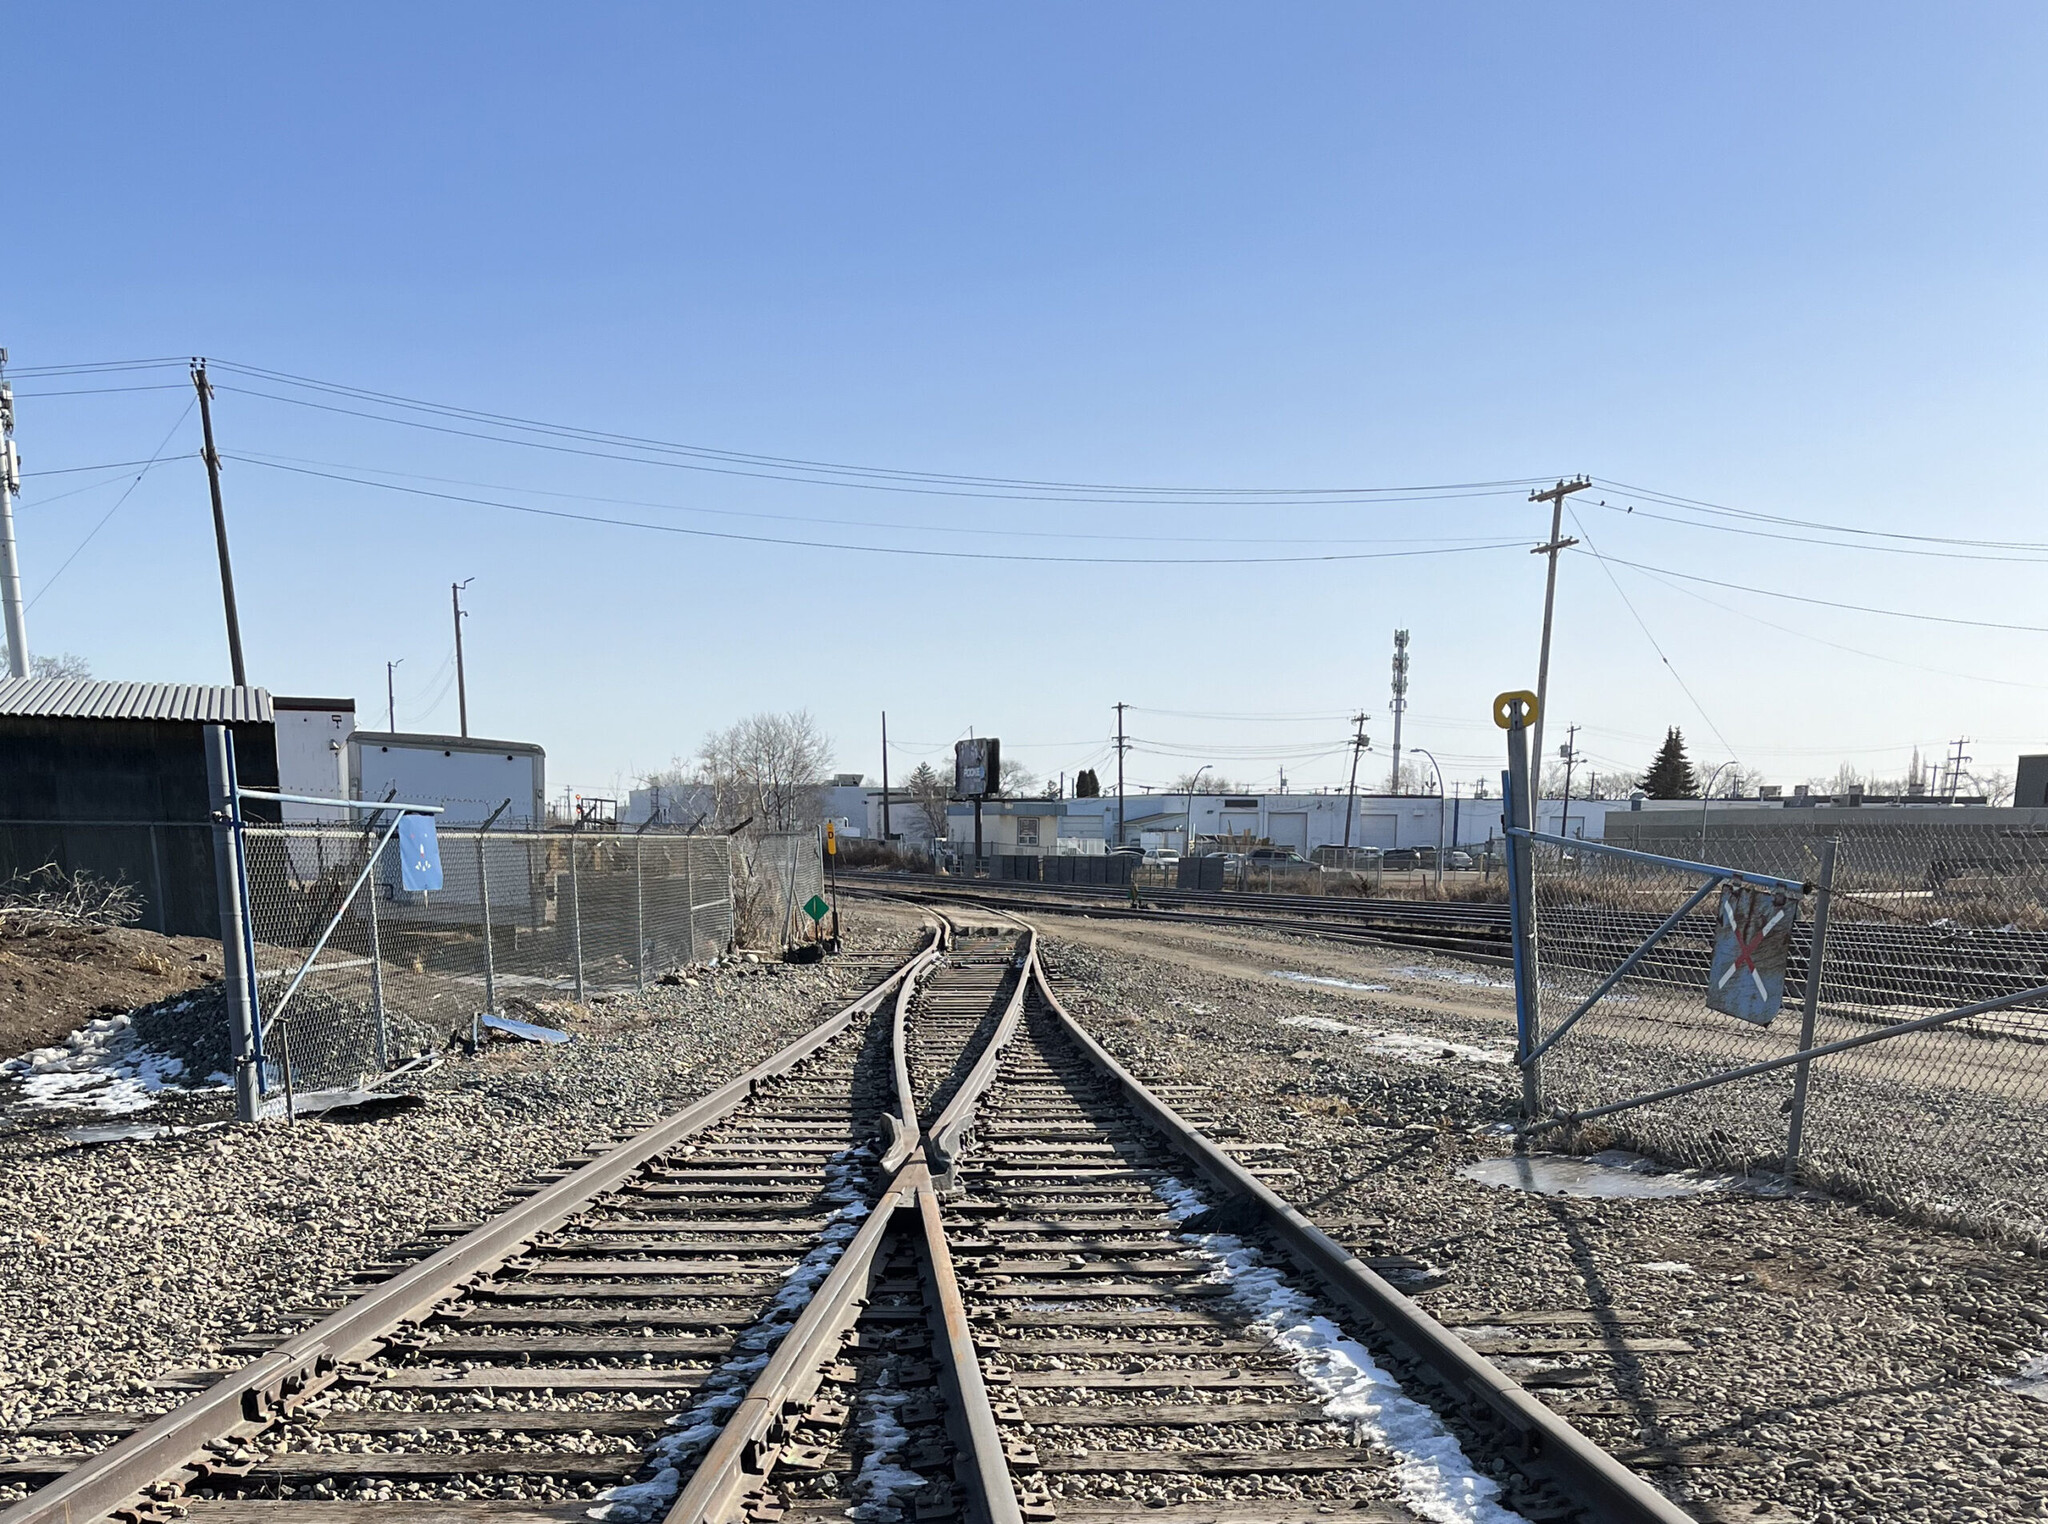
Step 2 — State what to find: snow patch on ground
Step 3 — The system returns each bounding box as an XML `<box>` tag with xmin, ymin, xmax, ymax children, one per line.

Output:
<box><xmin>0</xmin><ymin>1003</ymin><xmax>216</xmax><ymax>1115</ymax></box>
<box><xmin>847</xmin><ymin>1384</ymin><xmax>927</xmax><ymax>1522</ymax></box>
<box><xmin>587</xmin><ymin>1145</ymin><xmax>876</xmax><ymax>1522</ymax></box>
<box><xmin>1390</xmin><ymin>965</ymin><xmax>1514</xmax><ymax>990</ymax></box>
<box><xmin>1637</xmin><ymin>1261</ymin><xmax>1696</xmax><ymax>1276</ymax></box>
<box><xmin>2000</xmin><ymin>1353</ymin><xmax>2048</xmax><ymax>1405</ymax></box>
<box><xmin>1269</xmin><ymin>971</ymin><xmax>1392</xmax><ymax>993</ymax></box>
<box><xmin>1154</xmin><ymin>1175</ymin><xmax>1527</xmax><ymax>1524</ymax></box>
<box><xmin>1278</xmin><ymin>1016</ymin><xmax>1511</xmax><ymax>1067</ymax></box>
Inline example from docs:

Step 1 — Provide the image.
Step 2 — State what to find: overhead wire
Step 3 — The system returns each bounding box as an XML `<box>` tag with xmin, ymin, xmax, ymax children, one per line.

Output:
<box><xmin>225</xmin><ymin>448</ymin><xmax>1524</xmax><ymax>549</ymax></box>
<box><xmin>25</xmin><ymin>400</ymin><xmax>198</xmax><ymax>611</ymax></box>
<box><xmin>210</xmin><ymin>358</ymin><xmax>1552</xmax><ymax>500</ymax></box>
<box><xmin>1567</xmin><ymin>508</ymin><xmax>1741</xmax><ymax>761</ymax></box>
<box><xmin>225</xmin><ymin>456</ymin><xmax>1531</xmax><ymax>567</ymax></box>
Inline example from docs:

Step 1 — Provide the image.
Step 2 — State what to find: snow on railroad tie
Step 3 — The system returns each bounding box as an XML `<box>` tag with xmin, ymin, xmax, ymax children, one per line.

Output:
<box><xmin>1279</xmin><ymin>1015</ymin><xmax>1511</xmax><ymax>1067</ymax></box>
<box><xmin>586</xmin><ymin>1143</ymin><xmax>878</xmax><ymax>1523</ymax></box>
<box><xmin>1155</xmin><ymin>1175</ymin><xmax>1529</xmax><ymax>1524</ymax></box>
<box><xmin>846</xmin><ymin>1382</ymin><xmax>928</xmax><ymax>1522</ymax></box>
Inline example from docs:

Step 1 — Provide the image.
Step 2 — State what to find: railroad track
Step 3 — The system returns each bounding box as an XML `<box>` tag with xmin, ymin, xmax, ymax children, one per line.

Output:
<box><xmin>3</xmin><ymin>911</ymin><xmax>1699</xmax><ymax>1524</ymax></box>
<box><xmin>842</xmin><ymin>874</ymin><xmax>1515</xmax><ymax>963</ymax></box>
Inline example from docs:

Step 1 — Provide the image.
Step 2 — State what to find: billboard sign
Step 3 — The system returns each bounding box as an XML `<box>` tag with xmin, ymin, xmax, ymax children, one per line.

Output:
<box><xmin>954</xmin><ymin>737</ymin><xmax>1001</xmax><ymax>799</ymax></box>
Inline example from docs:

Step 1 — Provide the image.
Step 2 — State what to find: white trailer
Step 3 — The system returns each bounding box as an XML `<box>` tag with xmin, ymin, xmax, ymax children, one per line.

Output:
<box><xmin>349</xmin><ymin>730</ymin><xmax>548</xmax><ymax>923</ymax></box>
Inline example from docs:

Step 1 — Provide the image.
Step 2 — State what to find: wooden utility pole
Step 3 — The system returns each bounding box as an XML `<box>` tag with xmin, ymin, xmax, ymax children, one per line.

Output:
<box><xmin>1527</xmin><ymin>477</ymin><xmax>1591</xmax><ymax>781</ymax></box>
<box><xmin>191</xmin><ymin>360</ymin><xmax>247</xmax><ymax>686</ymax></box>
<box><xmin>1558</xmin><ymin>723</ymin><xmax>1580</xmax><ymax>842</ymax></box>
<box><xmin>1341</xmin><ymin>711</ymin><xmax>1369</xmax><ymax>850</ymax></box>
<box><xmin>880</xmin><ymin>711</ymin><xmax>892</xmax><ymax>841</ymax></box>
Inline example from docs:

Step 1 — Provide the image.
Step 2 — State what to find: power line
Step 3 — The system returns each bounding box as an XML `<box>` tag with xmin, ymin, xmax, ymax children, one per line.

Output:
<box><xmin>25</xmin><ymin>400</ymin><xmax>196</xmax><ymax>611</ymax></box>
<box><xmin>224</xmin><ymin>449</ymin><xmax>1522</xmax><ymax>550</ymax></box>
<box><xmin>224</xmin><ymin>455</ymin><xmax>1533</xmax><ymax>567</ymax></box>
<box><xmin>211</xmin><ymin>358</ymin><xmax>1553</xmax><ymax>500</ymax></box>
<box><xmin>1588</xmin><ymin>495</ymin><xmax>2048</xmax><ymax>564</ymax></box>
<box><xmin>1582</xmin><ymin>546</ymin><xmax>2048</xmax><ymax>634</ymax></box>
<box><xmin>219</xmin><ymin>382</ymin><xmax>1545</xmax><ymax>508</ymax></box>
<box><xmin>1568</xmin><ymin>509</ymin><xmax>1740</xmax><ymax>760</ymax></box>
<box><xmin>1592</xmin><ymin>476</ymin><xmax>2048</xmax><ymax>554</ymax></box>
<box><xmin>11</xmin><ymin>384</ymin><xmax>195</xmax><ymax>398</ymax></box>
<box><xmin>1611</xmin><ymin>554</ymin><xmax>2048</xmax><ymax>694</ymax></box>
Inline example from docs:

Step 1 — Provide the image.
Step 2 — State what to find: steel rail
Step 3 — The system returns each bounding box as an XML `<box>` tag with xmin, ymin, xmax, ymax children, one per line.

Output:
<box><xmin>881</xmin><ymin>918</ymin><xmax>951</xmax><ymax>1171</ymax></box>
<box><xmin>0</xmin><ymin>926</ymin><xmax>947</xmax><ymax>1524</ymax></box>
<box><xmin>982</xmin><ymin>915</ymin><xmax>1696</xmax><ymax>1524</ymax></box>
<box><xmin>661</xmin><ymin>1169</ymin><xmax>916</xmax><ymax>1524</ymax></box>
<box><xmin>851</xmin><ymin>879</ymin><xmax>1513</xmax><ymax>965</ymax></box>
<box><xmin>923</xmin><ymin>929</ymin><xmax>1035</xmax><ymax>1184</ymax></box>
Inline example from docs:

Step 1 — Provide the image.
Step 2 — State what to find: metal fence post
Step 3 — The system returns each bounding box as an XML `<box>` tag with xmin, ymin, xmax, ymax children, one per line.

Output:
<box><xmin>365</xmin><ymin>844</ymin><xmax>389</xmax><ymax>1072</ymax></box>
<box><xmin>203</xmin><ymin>724</ymin><xmax>263</xmax><ymax>1123</ymax></box>
<box><xmin>634</xmin><ymin>833</ymin><xmax>647</xmax><ymax>990</ymax></box>
<box><xmin>1504</xmin><ymin>708</ymin><xmax>1544</xmax><ymax>1118</ymax></box>
<box><xmin>476</xmin><ymin>829</ymin><xmax>497</xmax><ymax>1016</ymax></box>
<box><xmin>1785</xmin><ymin>835</ymin><xmax>1837</xmax><ymax>1170</ymax></box>
<box><xmin>682</xmin><ymin>838</ymin><xmax>698</xmax><ymax>964</ymax></box>
<box><xmin>568</xmin><ymin>830</ymin><xmax>586</xmax><ymax>1002</ymax></box>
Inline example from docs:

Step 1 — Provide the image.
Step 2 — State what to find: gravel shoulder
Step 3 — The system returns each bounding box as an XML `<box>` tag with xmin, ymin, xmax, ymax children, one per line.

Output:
<box><xmin>1012</xmin><ymin>905</ymin><xmax>2048</xmax><ymax>1524</ymax></box>
<box><xmin>0</xmin><ymin>899</ymin><xmax>933</xmax><ymax>1480</ymax></box>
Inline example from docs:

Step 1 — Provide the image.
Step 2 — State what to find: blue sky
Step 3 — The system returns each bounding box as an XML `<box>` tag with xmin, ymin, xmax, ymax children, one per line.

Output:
<box><xmin>7</xmin><ymin>4</ymin><xmax>2046</xmax><ymax>802</ymax></box>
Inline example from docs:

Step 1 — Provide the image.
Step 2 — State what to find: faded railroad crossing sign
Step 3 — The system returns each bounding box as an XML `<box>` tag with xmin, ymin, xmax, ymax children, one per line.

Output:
<box><xmin>803</xmin><ymin>894</ymin><xmax>830</xmax><ymax>922</ymax></box>
<box><xmin>1706</xmin><ymin>880</ymin><xmax>1798</xmax><ymax>1025</ymax></box>
<box><xmin>826</xmin><ymin>821</ymin><xmax>837</xmax><ymax>855</ymax></box>
<box><xmin>397</xmin><ymin>815</ymin><xmax>443</xmax><ymax>893</ymax></box>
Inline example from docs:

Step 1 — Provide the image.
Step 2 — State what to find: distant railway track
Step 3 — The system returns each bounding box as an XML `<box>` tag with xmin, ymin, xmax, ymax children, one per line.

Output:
<box><xmin>4</xmin><ymin>910</ymin><xmax>1704</xmax><ymax>1524</ymax></box>
<box><xmin>841</xmin><ymin>871</ymin><xmax>1515</xmax><ymax>963</ymax></box>
<box><xmin>848</xmin><ymin>871</ymin><xmax>2048</xmax><ymax>1031</ymax></box>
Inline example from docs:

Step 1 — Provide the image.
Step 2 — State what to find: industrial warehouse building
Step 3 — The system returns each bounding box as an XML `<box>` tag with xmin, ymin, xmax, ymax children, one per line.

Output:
<box><xmin>0</xmin><ymin>678</ymin><xmax>282</xmax><ymax>936</ymax></box>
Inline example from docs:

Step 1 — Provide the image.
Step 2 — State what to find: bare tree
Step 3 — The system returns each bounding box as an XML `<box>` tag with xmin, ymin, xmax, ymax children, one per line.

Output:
<box><xmin>694</xmin><ymin>711</ymin><xmax>834</xmax><ymax>832</ymax></box>
<box><xmin>1168</xmin><ymin>771</ymin><xmax>1251</xmax><ymax>794</ymax></box>
<box><xmin>906</xmin><ymin>762</ymin><xmax>950</xmax><ymax>842</ymax></box>
<box><xmin>997</xmin><ymin>757</ymin><xmax>1038</xmax><ymax>797</ymax></box>
<box><xmin>0</xmin><ymin>649</ymin><xmax>91</xmax><ymax>681</ymax></box>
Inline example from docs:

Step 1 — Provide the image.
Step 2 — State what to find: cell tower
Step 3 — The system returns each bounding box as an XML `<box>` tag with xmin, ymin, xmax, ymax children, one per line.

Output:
<box><xmin>1388</xmin><ymin>629</ymin><xmax>1410</xmax><ymax>794</ymax></box>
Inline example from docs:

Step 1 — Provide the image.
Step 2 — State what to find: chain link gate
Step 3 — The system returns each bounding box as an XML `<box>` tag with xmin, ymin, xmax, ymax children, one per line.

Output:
<box><xmin>1496</xmin><ymin>696</ymin><xmax>2048</xmax><ymax>1246</ymax></box>
<box><xmin>205</xmin><ymin>726</ymin><xmax>736</xmax><ymax>1120</ymax></box>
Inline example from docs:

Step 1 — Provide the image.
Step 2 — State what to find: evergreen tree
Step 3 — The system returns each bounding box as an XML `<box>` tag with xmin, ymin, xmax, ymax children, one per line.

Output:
<box><xmin>1642</xmin><ymin>728</ymin><xmax>1698</xmax><ymax>799</ymax></box>
<box><xmin>1074</xmin><ymin>769</ymin><xmax>1100</xmax><ymax>798</ymax></box>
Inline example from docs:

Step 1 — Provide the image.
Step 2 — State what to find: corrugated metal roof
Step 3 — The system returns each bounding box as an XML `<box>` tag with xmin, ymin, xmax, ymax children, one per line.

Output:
<box><xmin>0</xmin><ymin>678</ymin><xmax>274</xmax><ymax>723</ymax></box>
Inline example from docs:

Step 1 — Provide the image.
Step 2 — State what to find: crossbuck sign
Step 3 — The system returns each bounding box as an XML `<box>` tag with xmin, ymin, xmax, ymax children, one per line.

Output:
<box><xmin>1706</xmin><ymin>880</ymin><xmax>1799</xmax><ymax>1025</ymax></box>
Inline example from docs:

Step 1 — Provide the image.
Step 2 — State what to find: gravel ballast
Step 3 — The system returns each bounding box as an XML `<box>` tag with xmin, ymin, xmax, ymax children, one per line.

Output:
<box><xmin>1014</xmin><ymin>907</ymin><xmax>2048</xmax><ymax>1524</ymax></box>
<box><xmin>0</xmin><ymin>902</ymin><xmax>932</xmax><ymax>1502</ymax></box>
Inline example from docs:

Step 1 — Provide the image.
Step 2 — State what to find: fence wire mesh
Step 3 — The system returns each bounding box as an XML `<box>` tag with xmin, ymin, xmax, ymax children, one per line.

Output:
<box><xmin>241</xmin><ymin>824</ymin><xmax>732</xmax><ymax>1100</ymax></box>
<box><xmin>734</xmin><ymin>830</ymin><xmax>827</xmax><ymax>950</ymax></box>
<box><xmin>1530</xmin><ymin>822</ymin><xmax>2048</xmax><ymax>1246</ymax></box>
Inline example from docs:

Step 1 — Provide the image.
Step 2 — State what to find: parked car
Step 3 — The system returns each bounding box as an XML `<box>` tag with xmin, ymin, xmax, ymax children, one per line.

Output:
<box><xmin>1446</xmin><ymin>850</ymin><xmax>1474</xmax><ymax>870</ymax></box>
<box><xmin>1144</xmin><ymin>849</ymin><xmax>1181</xmax><ymax>868</ymax></box>
<box><xmin>1246</xmin><ymin>847</ymin><xmax>1322</xmax><ymax>872</ymax></box>
<box><xmin>1381</xmin><ymin>848</ymin><xmax>1421</xmax><ymax>870</ymax></box>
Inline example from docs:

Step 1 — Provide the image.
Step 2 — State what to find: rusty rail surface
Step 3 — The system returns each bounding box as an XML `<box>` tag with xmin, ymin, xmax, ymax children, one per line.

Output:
<box><xmin>0</xmin><ymin>925</ymin><xmax>947</xmax><ymax>1524</ymax></box>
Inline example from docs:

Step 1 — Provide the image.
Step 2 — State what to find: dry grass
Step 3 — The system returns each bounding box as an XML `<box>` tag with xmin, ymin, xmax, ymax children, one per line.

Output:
<box><xmin>0</xmin><ymin>864</ymin><xmax>143</xmax><ymax>937</ymax></box>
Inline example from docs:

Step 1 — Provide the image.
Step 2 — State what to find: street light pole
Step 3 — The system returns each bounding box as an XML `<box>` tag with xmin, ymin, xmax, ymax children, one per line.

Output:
<box><xmin>1699</xmin><ymin>761</ymin><xmax>1735</xmax><ymax>852</ymax></box>
<box><xmin>1183</xmin><ymin>765</ymin><xmax>1210</xmax><ymax>862</ymax></box>
<box><xmin>1412</xmin><ymin>747</ymin><xmax>1445</xmax><ymax>892</ymax></box>
<box><xmin>386</xmin><ymin>659</ymin><xmax>403</xmax><ymax>732</ymax></box>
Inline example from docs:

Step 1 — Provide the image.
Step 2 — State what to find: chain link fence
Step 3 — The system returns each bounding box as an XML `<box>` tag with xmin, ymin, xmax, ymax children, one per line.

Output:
<box><xmin>242</xmin><ymin>824</ymin><xmax>733</xmax><ymax>1101</ymax></box>
<box><xmin>1527</xmin><ymin>821</ymin><xmax>2048</xmax><ymax>1247</ymax></box>
<box><xmin>734</xmin><ymin>830</ymin><xmax>827</xmax><ymax>950</ymax></box>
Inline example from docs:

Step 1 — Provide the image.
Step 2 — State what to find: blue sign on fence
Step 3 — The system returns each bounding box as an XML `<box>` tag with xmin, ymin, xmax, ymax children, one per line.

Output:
<box><xmin>1706</xmin><ymin>880</ymin><xmax>1797</xmax><ymax>1026</ymax></box>
<box><xmin>398</xmin><ymin>815</ymin><xmax>444</xmax><ymax>892</ymax></box>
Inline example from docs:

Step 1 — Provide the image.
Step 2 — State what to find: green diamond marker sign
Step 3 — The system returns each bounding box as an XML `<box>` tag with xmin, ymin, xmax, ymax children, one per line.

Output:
<box><xmin>803</xmin><ymin>894</ymin><xmax>830</xmax><ymax>922</ymax></box>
